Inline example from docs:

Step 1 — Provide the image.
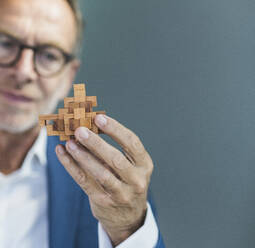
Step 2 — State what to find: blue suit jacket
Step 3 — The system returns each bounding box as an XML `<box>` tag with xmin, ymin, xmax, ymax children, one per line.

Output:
<box><xmin>47</xmin><ymin>136</ymin><xmax>165</xmax><ymax>247</ymax></box>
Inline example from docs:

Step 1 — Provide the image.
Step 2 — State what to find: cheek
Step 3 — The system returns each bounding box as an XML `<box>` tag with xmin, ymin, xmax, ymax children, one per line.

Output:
<box><xmin>39</xmin><ymin>71</ymin><xmax>71</xmax><ymax>100</ymax></box>
<box><xmin>0</xmin><ymin>68</ymin><xmax>9</xmax><ymax>76</ymax></box>
<box><xmin>38</xmin><ymin>78</ymin><xmax>60</xmax><ymax>98</ymax></box>
<box><xmin>0</xmin><ymin>68</ymin><xmax>14</xmax><ymax>85</ymax></box>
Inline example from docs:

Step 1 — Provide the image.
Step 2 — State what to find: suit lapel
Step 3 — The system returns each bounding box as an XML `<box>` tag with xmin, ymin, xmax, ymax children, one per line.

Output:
<box><xmin>46</xmin><ymin>136</ymin><xmax>81</xmax><ymax>248</ymax></box>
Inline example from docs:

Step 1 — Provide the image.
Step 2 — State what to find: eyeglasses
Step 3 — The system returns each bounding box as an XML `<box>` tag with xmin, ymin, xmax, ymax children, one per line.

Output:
<box><xmin>0</xmin><ymin>32</ymin><xmax>75</xmax><ymax>77</ymax></box>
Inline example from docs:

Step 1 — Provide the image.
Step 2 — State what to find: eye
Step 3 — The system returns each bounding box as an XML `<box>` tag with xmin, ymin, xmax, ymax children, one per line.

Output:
<box><xmin>36</xmin><ymin>46</ymin><xmax>65</xmax><ymax>71</ymax></box>
<box><xmin>43</xmin><ymin>51</ymin><xmax>58</xmax><ymax>62</ymax></box>
<box><xmin>0</xmin><ymin>40</ymin><xmax>16</xmax><ymax>49</ymax></box>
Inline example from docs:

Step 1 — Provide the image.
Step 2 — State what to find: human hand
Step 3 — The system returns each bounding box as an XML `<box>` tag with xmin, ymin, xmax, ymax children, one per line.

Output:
<box><xmin>55</xmin><ymin>114</ymin><xmax>154</xmax><ymax>246</ymax></box>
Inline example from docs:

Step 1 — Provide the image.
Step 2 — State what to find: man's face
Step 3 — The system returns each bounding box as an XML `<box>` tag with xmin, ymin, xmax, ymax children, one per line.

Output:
<box><xmin>0</xmin><ymin>0</ymin><xmax>79</xmax><ymax>133</ymax></box>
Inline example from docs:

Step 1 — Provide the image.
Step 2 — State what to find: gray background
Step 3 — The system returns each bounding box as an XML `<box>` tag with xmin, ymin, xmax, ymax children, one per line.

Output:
<box><xmin>75</xmin><ymin>0</ymin><xmax>255</xmax><ymax>247</ymax></box>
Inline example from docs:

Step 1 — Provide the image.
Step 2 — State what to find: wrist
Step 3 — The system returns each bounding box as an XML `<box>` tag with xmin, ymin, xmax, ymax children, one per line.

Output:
<box><xmin>103</xmin><ymin>208</ymin><xmax>147</xmax><ymax>246</ymax></box>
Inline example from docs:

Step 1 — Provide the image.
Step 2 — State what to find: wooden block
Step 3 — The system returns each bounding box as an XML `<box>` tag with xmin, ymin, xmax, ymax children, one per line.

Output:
<box><xmin>39</xmin><ymin>114</ymin><xmax>58</xmax><ymax>120</ymax></box>
<box><xmin>96</xmin><ymin>111</ymin><xmax>106</xmax><ymax>115</ymax></box>
<box><xmin>75</xmin><ymin>89</ymin><xmax>85</xmax><ymax>96</ymax></box>
<box><xmin>65</xmin><ymin>129</ymin><xmax>74</xmax><ymax>136</ymax></box>
<box><xmin>68</xmin><ymin>103</ymin><xmax>75</xmax><ymax>113</ymax></box>
<box><xmin>90</xmin><ymin>112</ymin><xmax>100</xmax><ymax>134</ymax></box>
<box><xmin>64</xmin><ymin>113</ymin><xmax>74</xmax><ymax>119</ymax></box>
<box><xmin>54</xmin><ymin>119</ymin><xmax>64</xmax><ymax>131</ymax></box>
<box><xmin>79</xmin><ymin>101</ymin><xmax>92</xmax><ymax>112</ymax></box>
<box><xmin>73</xmin><ymin>119</ymin><xmax>80</xmax><ymax>130</ymax></box>
<box><xmin>60</xmin><ymin>134</ymin><xmax>70</xmax><ymax>141</ymax></box>
<box><xmin>39</xmin><ymin>84</ymin><xmax>105</xmax><ymax>140</ymax></box>
<box><xmin>86</xmin><ymin>96</ymin><xmax>97</xmax><ymax>107</ymax></box>
<box><xmin>64</xmin><ymin>119</ymin><xmax>69</xmax><ymax>134</ymax></box>
<box><xmin>79</xmin><ymin>102</ymin><xmax>85</xmax><ymax>108</ymax></box>
<box><xmin>58</xmin><ymin>108</ymin><xmax>68</xmax><ymax>119</ymax></box>
<box><xmin>39</xmin><ymin>119</ymin><xmax>46</xmax><ymax>127</ymax></box>
<box><xmin>46</xmin><ymin>125</ymin><xmax>53</xmax><ymax>134</ymax></box>
<box><xmin>91</xmin><ymin>112</ymin><xmax>97</xmax><ymax>120</ymax></box>
<box><xmin>80</xmin><ymin>118</ymin><xmax>92</xmax><ymax>129</ymax></box>
<box><xmin>74</xmin><ymin>84</ymin><xmax>86</xmax><ymax>103</ymax></box>
<box><xmin>74</xmin><ymin>108</ymin><xmax>85</xmax><ymax>119</ymax></box>
<box><xmin>85</xmin><ymin>112</ymin><xmax>96</xmax><ymax>118</ymax></box>
<box><xmin>74</xmin><ymin>96</ymin><xmax>85</xmax><ymax>103</ymax></box>
<box><xmin>69</xmin><ymin>119</ymin><xmax>80</xmax><ymax>131</ymax></box>
<box><xmin>68</xmin><ymin>102</ymin><xmax>80</xmax><ymax>113</ymax></box>
<box><xmin>46</xmin><ymin>125</ymin><xmax>60</xmax><ymax>136</ymax></box>
<box><xmin>85</xmin><ymin>101</ymin><xmax>92</xmax><ymax>112</ymax></box>
<box><xmin>58</xmin><ymin>119</ymin><xmax>65</xmax><ymax>131</ymax></box>
<box><xmin>53</xmin><ymin>120</ymin><xmax>58</xmax><ymax>131</ymax></box>
<box><xmin>64</xmin><ymin>114</ymin><xmax>74</xmax><ymax>135</ymax></box>
<box><xmin>73</xmin><ymin>84</ymin><xmax>85</xmax><ymax>91</ymax></box>
<box><xmin>64</xmin><ymin>97</ymin><xmax>74</xmax><ymax>108</ymax></box>
<box><xmin>91</xmin><ymin>123</ymin><xmax>99</xmax><ymax>133</ymax></box>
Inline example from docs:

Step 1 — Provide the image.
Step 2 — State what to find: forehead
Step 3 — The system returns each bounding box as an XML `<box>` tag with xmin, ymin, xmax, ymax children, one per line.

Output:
<box><xmin>0</xmin><ymin>0</ymin><xmax>77</xmax><ymax>51</ymax></box>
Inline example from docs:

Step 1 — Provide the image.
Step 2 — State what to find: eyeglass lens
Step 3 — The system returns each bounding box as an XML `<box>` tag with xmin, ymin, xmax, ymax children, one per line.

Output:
<box><xmin>0</xmin><ymin>33</ymin><xmax>69</xmax><ymax>76</ymax></box>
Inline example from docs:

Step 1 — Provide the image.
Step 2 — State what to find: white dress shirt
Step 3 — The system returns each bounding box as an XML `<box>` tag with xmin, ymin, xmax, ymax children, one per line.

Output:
<box><xmin>0</xmin><ymin>127</ymin><xmax>158</xmax><ymax>248</ymax></box>
<box><xmin>0</xmin><ymin>128</ymin><xmax>48</xmax><ymax>248</ymax></box>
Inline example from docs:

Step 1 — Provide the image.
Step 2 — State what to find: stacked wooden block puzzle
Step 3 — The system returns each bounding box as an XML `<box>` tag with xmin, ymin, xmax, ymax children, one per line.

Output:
<box><xmin>39</xmin><ymin>84</ymin><xmax>106</xmax><ymax>141</ymax></box>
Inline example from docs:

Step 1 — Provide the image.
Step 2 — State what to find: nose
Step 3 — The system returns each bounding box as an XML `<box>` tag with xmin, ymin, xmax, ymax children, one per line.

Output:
<box><xmin>12</xmin><ymin>48</ymin><xmax>37</xmax><ymax>87</ymax></box>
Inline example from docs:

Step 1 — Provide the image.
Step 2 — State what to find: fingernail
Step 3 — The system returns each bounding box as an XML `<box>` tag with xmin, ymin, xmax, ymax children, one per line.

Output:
<box><xmin>96</xmin><ymin>114</ymin><xmax>107</xmax><ymax>127</ymax></box>
<box><xmin>57</xmin><ymin>145</ymin><xmax>65</xmax><ymax>155</ymax></box>
<box><xmin>68</xmin><ymin>140</ymin><xmax>77</xmax><ymax>150</ymax></box>
<box><xmin>78</xmin><ymin>127</ymin><xmax>89</xmax><ymax>139</ymax></box>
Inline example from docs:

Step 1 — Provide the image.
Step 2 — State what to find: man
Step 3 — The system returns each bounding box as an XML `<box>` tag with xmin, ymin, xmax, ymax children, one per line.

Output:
<box><xmin>0</xmin><ymin>0</ymin><xmax>165</xmax><ymax>247</ymax></box>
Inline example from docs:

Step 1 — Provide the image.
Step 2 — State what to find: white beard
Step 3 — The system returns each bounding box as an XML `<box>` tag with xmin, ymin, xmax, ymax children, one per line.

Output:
<box><xmin>0</xmin><ymin>83</ymin><xmax>68</xmax><ymax>134</ymax></box>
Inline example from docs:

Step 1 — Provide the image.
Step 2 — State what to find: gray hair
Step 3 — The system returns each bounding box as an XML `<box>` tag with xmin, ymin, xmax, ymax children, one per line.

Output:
<box><xmin>66</xmin><ymin>0</ymin><xmax>85</xmax><ymax>55</ymax></box>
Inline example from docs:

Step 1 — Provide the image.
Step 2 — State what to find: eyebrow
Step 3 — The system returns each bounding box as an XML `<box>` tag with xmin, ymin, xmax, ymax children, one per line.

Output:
<box><xmin>0</xmin><ymin>29</ymin><xmax>72</xmax><ymax>54</ymax></box>
<box><xmin>0</xmin><ymin>28</ymin><xmax>22</xmax><ymax>41</ymax></box>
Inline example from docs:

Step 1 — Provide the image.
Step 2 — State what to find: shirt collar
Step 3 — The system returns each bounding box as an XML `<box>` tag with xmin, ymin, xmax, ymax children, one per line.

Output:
<box><xmin>0</xmin><ymin>127</ymin><xmax>48</xmax><ymax>181</ymax></box>
<box><xmin>17</xmin><ymin>126</ymin><xmax>48</xmax><ymax>178</ymax></box>
<box><xmin>31</xmin><ymin>126</ymin><xmax>48</xmax><ymax>167</ymax></box>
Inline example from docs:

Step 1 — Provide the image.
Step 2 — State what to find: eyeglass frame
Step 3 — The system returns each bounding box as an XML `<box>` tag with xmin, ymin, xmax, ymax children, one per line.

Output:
<box><xmin>0</xmin><ymin>32</ymin><xmax>76</xmax><ymax>77</ymax></box>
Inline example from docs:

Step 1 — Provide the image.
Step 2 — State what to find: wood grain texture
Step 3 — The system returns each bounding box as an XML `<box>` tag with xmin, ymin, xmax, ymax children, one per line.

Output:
<box><xmin>39</xmin><ymin>83</ymin><xmax>106</xmax><ymax>141</ymax></box>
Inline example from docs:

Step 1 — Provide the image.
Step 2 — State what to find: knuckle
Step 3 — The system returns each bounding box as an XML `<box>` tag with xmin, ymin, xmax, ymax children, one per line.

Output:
<box><xmin>111</xmin><ymin>178</ymin><xmax>121</xmax><ymax>191</ymax></box>
<box><xmin>111</xmin><ymin>152</ymin><xmax>127</xmax><ymax>170</ymax></box>
<box><xmin>131</xmin><ymin>135</ymin><xmax>142</xmax><ymax>150</ymax></box>
<box><xmin>111</xmin><ymin>152</ymin><xmax>122</xmax><ymax>166</ymax></box>
<box><xmin>119</xmin><ymin>193</ymin><xmax>131</xmax><ymax>205</ymax></box>
<box><xmin>100</xmin><ymin>170</ymin><xmax>111</xmax><ymax>185</ymax></box>
<box><xmin>134</xmin><ymin>180</ymin><xmax>147</xmax><ymax>194</ymax></box>
<box><xmin>131</xmin><ymin>136</ymin><xmax>147</xmax><ymax>159</ymax></box>
<box><xmin>76</xmin><ymin>170</ymin><xmax>87</xmax><ymax>188</ymax></box>
<box><xmin>138</xmin><ymin>150</ymin><xmax>147</xmax><ymax>161</ymax></box>
<box><xmin>92</xmin><ymin>193</ymin><xmax>108</xmax><ymax>206</ymax></box>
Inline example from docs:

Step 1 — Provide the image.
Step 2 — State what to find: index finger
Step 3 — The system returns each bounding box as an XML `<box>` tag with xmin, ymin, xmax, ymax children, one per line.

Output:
<box><xmin>94</xmin><ymin>114</ymin><xmax>150</xmax><ymax>165</ymax></box>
